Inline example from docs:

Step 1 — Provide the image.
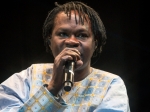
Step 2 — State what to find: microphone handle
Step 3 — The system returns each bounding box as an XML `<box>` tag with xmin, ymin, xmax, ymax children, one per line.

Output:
<box><xmin>64</xmin><ymin>61</ymin><xmax>75</xmax><ymax>91</ymax></box>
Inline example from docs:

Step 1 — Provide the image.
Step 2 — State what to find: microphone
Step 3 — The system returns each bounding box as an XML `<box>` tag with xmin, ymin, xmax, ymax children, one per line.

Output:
<box><xmin>63</xmin><ymin>61</ymin><xmax>75</xmax><ymax>92</ymax></box>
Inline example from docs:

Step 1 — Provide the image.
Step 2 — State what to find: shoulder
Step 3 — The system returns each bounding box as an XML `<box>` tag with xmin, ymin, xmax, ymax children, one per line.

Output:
<box><xmin>91</xmin><ymin>67</ymin><xmax>121</xmax><ymax>80</ymax></box>
<box><xmin>30</xmin><ymin>63</ymin><xmax>53</xmax><ymax>68</ymax></box>
<box><xmin>26</xmin><ymin>63</ymin><xmax>54</xmax><ymax>76</ymax></box>
<box><xmin>29</xmin><ymin>63</ymin><xmax>54</xmax><ymax>72</ymax></box>
<box><xmin>90</xmin><ymin>67</ymin><xmax>125</xmax><ymax>87</ymax></box>
<box><xmin>92</xmin><ymin>68</ymin><xmax>130</xmax><ymax>111</ymax></box>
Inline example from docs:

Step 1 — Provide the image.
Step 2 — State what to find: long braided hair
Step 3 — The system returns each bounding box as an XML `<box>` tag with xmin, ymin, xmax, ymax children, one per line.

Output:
<box><xmin>43</xmin><ymin>1</ymin><xmax>107</xmax><ymax>57</ymax></box>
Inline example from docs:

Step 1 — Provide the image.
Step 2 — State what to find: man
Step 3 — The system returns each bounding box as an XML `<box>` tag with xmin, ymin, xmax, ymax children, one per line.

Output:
<box><xmin>0</xmin><ymin>1</ymin><xmax>130</xmax><ymax>112</ymax></box>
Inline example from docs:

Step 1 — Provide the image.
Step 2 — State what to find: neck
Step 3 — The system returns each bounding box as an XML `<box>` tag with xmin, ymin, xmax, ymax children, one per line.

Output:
<box><xmin>74</xmin><ymin>63</ymin><xmax>91</xmax><ymax>82</ymax></box>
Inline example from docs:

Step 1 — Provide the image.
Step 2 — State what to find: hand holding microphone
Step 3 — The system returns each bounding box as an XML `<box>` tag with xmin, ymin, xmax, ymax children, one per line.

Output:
<box><xmin>47</xmin><ymin>48</ymin><xmax>82</xmax><ymax>96</ymax></box>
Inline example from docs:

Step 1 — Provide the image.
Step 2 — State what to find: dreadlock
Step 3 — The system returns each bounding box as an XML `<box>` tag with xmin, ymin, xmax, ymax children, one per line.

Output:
<box><xmin>43</xmin><ymin>1</ymin><xmax>107</xmax><ymax>57</ymax></box>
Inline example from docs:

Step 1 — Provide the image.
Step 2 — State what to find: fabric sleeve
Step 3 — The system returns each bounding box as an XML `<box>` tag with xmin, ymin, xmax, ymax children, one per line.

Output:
<box><xmin>0</xmin><ymin>67</ymin><xmax>32</xmax><ymax>112</ymax></box>
<box><xmin>0</xmin><ymin>65</ymin><xmax>68</xmax><ymax>112</ymax></box>
<box><xmin>94</xmin><ymin>76</ymin><xmax>130</xmax><ymax>112</ymax></box>
<box><xmin>18</xmin><ymin>86</ymin><xmax>67</xmax><ymax>112</ymax></box>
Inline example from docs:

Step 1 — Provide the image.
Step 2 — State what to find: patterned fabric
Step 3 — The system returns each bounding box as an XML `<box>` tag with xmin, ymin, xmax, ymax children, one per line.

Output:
<box><xmin>0</xmin><ymin>63</ymin><xmax>130</xmax><ymax>112</ymax></box>
<box><xmin>18</xmin><ymin>86</ymin><xmax>67</xmax><ymax>112</ymax></box>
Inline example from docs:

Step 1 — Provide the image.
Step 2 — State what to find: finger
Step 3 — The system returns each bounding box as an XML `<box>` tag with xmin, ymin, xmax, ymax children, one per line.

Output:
<box><xmin>65</xmin><ymin>50</ymin><xmax>81</xmax><ymax>61</ymax></box>
<box><xmin>64</xmin><ymin>48</ymin><xmax>81</xmax><ymax>55</ymax></box>
<box><xmin>61</xmin><ymin>55</ymin><xmax>73</xmax><ymax>63</ymax></box>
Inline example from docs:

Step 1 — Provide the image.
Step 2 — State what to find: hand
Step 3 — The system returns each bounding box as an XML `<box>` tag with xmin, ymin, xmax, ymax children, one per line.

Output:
<box><xmin>47</xmin><ymin>48</ymin><xmax>83</xmax><ymax>96</ymax></box>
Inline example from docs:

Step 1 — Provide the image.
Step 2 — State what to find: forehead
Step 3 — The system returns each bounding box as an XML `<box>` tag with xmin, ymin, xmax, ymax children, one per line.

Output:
<box><xmin>54</xmin><ymin>10</ymin><xmax>90</xmax><ymax>25</ymax></box>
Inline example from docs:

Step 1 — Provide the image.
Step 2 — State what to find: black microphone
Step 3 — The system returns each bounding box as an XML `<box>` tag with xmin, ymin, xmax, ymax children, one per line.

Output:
<box><xmin>63</xmin><ymin>61</ymin><xmax>75</xmax><ymax>92</ymax></box>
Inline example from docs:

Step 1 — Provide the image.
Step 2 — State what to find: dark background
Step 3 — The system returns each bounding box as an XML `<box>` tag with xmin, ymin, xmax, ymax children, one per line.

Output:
<box><xmin>0</xmin><ymin>0</ymin><xmax>149</xmax><ymax>112</ymax></box>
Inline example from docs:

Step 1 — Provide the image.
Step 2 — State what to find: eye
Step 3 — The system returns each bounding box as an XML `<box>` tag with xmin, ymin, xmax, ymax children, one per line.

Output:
<box><xmin>58</xmin><ymin>32</ymin><xmax>68</xmax><ymax>38</ymax></box>
<box><xmin>76</xmin><ymin>33</ymin><xmax>88</xmax><ymax>40</ymax></box>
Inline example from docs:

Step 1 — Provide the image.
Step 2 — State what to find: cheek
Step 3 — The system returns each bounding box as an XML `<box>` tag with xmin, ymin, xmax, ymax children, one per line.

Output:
<box><xmin>89</xmin><ymin>40</ymin><xmax>95</xmax><ymax>53</ymax></box>
<box><xmin>49</xmin><ymin>39</ymin><xmax>58</xmax><ymax>57</ymax></box>
<box><xmin>50</xmin><ymin>39</ymin><xmax>64</xmax><ymax>57</ymax></box>
<box><xmin>83</xmin><ymin>42</ymin><xmax>95</xmax><ymax>57</ymax></box>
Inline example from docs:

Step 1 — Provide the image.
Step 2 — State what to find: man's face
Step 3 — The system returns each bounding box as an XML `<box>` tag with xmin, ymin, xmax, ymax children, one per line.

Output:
<box><xmin>50</xmin><ymin>11</ymin><xmax>95</xmax><ymax>70</ymax></box>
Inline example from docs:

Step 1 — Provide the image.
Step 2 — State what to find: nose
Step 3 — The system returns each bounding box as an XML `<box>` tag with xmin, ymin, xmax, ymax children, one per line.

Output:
<box><xmin>65</xmin><ymin>35</ymin><xmax>79</xmax><ymax>47</ymax></box>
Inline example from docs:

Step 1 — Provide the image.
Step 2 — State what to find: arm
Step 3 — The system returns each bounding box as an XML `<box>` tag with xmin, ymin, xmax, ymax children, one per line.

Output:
<box><xmin>94</xmin><ymin>77</ymin><xmax>130</xmax><ymax>112</ymax></box>
<box><xmin>0</xmin><ymin>67</ymin><xmax>31</xmax><ymax>111</ymax></box>
<box><xmin>18</xmin><ymin>85</ymin><xmax>67</xmax><ymax>112</ymax></box>
<box><xmin>0</xmin><ymin>65</ymin><xmax>68</xmax><ymax>112</ymax></box>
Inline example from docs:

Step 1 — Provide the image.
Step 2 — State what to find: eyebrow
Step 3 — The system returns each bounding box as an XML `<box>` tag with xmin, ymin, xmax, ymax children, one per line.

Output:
<box><xmin>57</xmin><ymin>28</ymin><xmax>89</xmax><ymax>33</ymax></box>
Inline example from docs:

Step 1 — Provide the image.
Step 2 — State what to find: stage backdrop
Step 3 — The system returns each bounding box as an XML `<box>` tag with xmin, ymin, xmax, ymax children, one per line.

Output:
<box><xmin>0</xmin><ymin>1</ymin><xmax>148</xmax><ymax>112</ymax></box>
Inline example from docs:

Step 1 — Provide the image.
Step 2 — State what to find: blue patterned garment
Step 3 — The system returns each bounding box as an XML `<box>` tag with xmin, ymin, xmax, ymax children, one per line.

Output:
<box><xmin>0</xmin><ymin>63</ymin><xmax>130</xmax><ymax>112</ymax></box>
